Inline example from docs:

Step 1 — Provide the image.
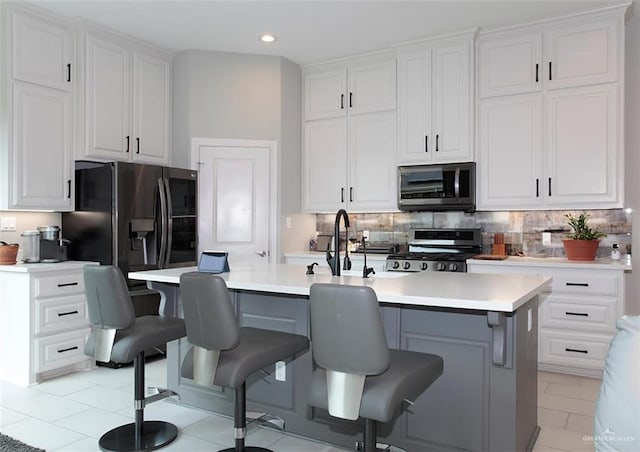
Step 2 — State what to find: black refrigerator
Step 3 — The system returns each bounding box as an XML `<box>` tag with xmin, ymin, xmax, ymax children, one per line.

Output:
<box><xmin>62</xmin><ymin>161</ymin><xmax>197</xmax><ymax>314</ymax></box>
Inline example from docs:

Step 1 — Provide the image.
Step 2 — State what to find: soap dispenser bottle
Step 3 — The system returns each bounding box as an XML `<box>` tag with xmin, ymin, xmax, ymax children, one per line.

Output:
<box><xmin>611</xmin><ymin>243</ymin><xmax>621</xmax><ymax>260</ymax></box>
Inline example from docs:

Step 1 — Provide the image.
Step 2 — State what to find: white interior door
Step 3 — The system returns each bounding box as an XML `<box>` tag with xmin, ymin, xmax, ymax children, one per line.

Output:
<box><xmin>196</xmin><ymin>141</ymin><xmax>274</xmax><ymax>265</ymax></box>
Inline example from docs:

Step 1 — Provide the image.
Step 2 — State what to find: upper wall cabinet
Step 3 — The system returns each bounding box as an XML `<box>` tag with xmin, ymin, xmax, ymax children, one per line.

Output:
<box><xmin>396</xmin><ymin>32</ymin><xmax>475</xmax><ymax>165</ymax></box>
<box><xmin>479</xmin><ymin>15</ymin><xmax>620</xmax><ymax>98</ymax></box>
<box><xmin>1</xmin><ymin>7</ymin><xmax>74</xmax><ymax>211</ymax></box>
<box><xmin>304</xmin><ymin>56</ymin><xmax>396</xmax><ymax>120</ymax></box>
<box><xmin>82</xmin><ymin>31</ymin><xmax>171</xmax><ymax>165</ymax></box>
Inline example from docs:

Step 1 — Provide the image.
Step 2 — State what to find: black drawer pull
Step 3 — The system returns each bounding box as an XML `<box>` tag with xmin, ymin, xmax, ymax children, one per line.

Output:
<box><xmin>340</xmin><ymin>94</ymin><xmax>344</xmax><ymax>109</ymax></box>
<box><xmin>566</xmin><ymin>282</ymin><xmax>589</xmax><ymax>287</ymax></box>
<box><xmin>565</xmin><ymin>348</ymin><xmax>588</xmax><ymax>354</ymax></box>
<box><xmin>58</xmin><ymin>310</ymin><xmax>79</xmax><ymax>317</ymax></box>
<box><xmin>58</xmin><ymin>346</ymin><xmax>78</xmax><ymax>354</ymax></box>
<box><xmin>57</xmin><ymin>282</ymin><xmax>79</xmax><ymax>287</ymax></box>
<box><xmin>565</xmin><ymin>311</ymin><xmax>589</xmax><ymax>317</ymax></box>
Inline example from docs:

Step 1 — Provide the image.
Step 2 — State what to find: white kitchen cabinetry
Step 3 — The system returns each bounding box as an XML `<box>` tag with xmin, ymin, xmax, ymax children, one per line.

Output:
<box><xmin>467</xmin><ymin>259</ymin><xmax>629</xmax><ymax>377</ymax></box>
<box><xmin>396</xmin><ymin>32</ymin><xmax>474</xmax><ymax>165</ymax></box>
<box><xmin>477</xmin><ymin>7</ymin><xmax>625</xmax><ymax>211</ymax></box>
<box><xmin>83</xmin><ymin>32</ymin><xmax>171</xmax><ymax>165</ymax></box>
<box><xmin>0</xmin><ymin>263</ymin><xmax>96</xmax><ymax>386</ymax></box>
<box><xmin>0</xmin><ymin>7</ymin><xmax>75</xmax><ymax>211</ymax></box>
<box><xmin>303</xmin><ymin>53</ymin><xmax>397</xmax><ymax>213</ymax></box>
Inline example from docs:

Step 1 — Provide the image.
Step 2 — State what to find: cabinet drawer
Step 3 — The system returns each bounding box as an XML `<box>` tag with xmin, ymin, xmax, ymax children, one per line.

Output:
<box><xmin>34</xmin><ymin>328</ymin><xmax>91</xmax><ymax>373</ymax></box>
<box><xmin>539</xmin><ymin>329</ymin><xmax>612</xmax><ymax>370</ymax></box>
<box><xmin>34</xmin><ymin>272</ymin><xmax>84</xmax><ymax>298</ymax></box>
<box><xmin>35</xmin><ymin>295</ymin><xmax>89</xmax><ymax>335</ymax></box>
<box><xmin>551</xmin><ymin>271</ymin><xmax>618</xmax><ymax>296</ymax></box>
<box><xmin>540</xmin><ymin>294</ymin><xmax>618</xmax><ymax>333</ymax></box>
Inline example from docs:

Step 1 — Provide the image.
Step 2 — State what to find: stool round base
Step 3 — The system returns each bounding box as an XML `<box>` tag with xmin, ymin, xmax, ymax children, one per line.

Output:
<box><xmin>99</xmin><ymin>420</ymin><xmax>178</xmax><ymax>451</ymax></box>
<box><xmin>219</xmin><ymin>447</ymin><xmax>273</xmax><ymax>452</ymax></box>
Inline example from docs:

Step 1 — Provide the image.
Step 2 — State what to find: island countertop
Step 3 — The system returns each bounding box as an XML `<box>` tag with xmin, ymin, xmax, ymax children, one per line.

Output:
<box><xmin>129</xmin><ymin>263</ymin><xmax>551</xmax><ymax>312</ymax></box>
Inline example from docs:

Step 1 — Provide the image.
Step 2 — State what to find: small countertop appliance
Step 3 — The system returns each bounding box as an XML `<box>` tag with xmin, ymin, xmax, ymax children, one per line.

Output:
<box><xmin>38</xmin><ymin>226</ymin><xmax>69</xmax><ymax>263</ymax></box>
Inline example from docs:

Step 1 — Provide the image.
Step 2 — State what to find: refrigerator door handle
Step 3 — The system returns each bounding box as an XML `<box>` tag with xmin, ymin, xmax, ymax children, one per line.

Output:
<box><xmin>163</xmin><ymin>178</ymin><xmax>174</xmax><ymax>268</ymax></box>
<box><xmin>157</xmin><ymin>178</ymin><xmax>168</xmax><ymax>268</ymax></box>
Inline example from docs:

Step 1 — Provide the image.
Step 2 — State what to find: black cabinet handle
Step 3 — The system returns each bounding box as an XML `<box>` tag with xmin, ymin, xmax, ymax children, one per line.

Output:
<box><xmin>566</xmin><ymin>311</ymin><xmax>589</xmax><ymax>317</ymax></box>
<box><xmin>136</xmin><ymin>137</ymin><xmax>140</xmax><ymax>154</ymax></box>
<box><xmin>548</xmin><ymin>177</ymin><xmax>551</xmax><ymax>196</ymax></box>
<box><xmin>565</xmin><ymin>348</ymin><xmax>588</xmax><ymax>354</ymax></box>
<box><xmin>126</xmin><ymin>136</ymin><xmax>130</xmax><ymax>153</ymax></box>
<box><xmin>566</xmin><ymin>282</ymin><xmax>589</xmax><ymax>287</ymax></box>
<box><xmin>349</xmin><ymin>92</ymin><xmax>353</xmax><ymax>108</ymax></box>
<box><xmin>425</xmin><ymin>135</ymin><xmax>428</xmax><ymax>153</ymax></box>
<box><xmin>341</xmin><ymin>94</ymin><xmax>344</xmax><ymax>110</ymax></box>
<box><xmin>535</xmin><ymin>63</ymin><xmax>539</xmax><ymax>83</ymax></box>
<box><xmin>58</xmin><ymin>310</ymin><xmax>79</xmax><ymax>317</ymax></box>
<box><xmin>57</xmin><ymin>282</ymin><xmax>79</xmax><ymax>287</ymax></box>
<box><xmin>350</xmin><ymin>187</ymin><xmax>353</xmax><ymax>202</ymax></box>
<box><xmin>435</xmin><ymin>134</ymin><xmax>439</xmax><ymax>152</ymax></box>
<box><xmin>67</xmin><ymin>63</ymin><xmax>71</xmax><ymax>82</ymax></box>
<box><xmin>58</xmin><ymin>346</ymin><xmax>78</xmax><ymax>354</ymax></box>
<box><xmin>341</xmin><ymin>188</ymin><xmax>344</xmax><ymax>203</ymax></box>
<box><xmin>536</xmin><ymin>179</ymin><xmax>539</xmax><ymax>197</ymax></box>
<box><xmin>67</xmin><ymin>179</ymin><xmax>71</xmax><ymax>199</ymax></box>
<box><xmin>549</xmin><ymin>61</ymin><xmax>552</xmax><ymax>81</ymax></box>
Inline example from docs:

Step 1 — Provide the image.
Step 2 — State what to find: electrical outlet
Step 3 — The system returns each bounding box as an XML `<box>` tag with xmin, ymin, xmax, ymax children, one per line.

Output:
<box><xmin>275</xmin><ymin>361</ymin><xmax>286</xmax><ymax>382</ymax></box>
<box><xmin>363</xmin><ymin>230</ymin><xmax>369</xmax><ymax>242</ymax></box>
<box><xmin>542</xmin><ymin>232</ymin><xmax>551</xmax><ymax>245</ymax></box>
<box><xmin>0</xmin><ymin>217</ymin><xmax>16</xmax><ymax>231</ymax></box>
<box><xmin>285</xmin><ymin>217</ymin><xmax>292</xmax><ymax>229</ymax></box>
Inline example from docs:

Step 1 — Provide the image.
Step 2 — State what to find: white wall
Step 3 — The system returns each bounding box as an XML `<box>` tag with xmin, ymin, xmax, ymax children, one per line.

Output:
<box><xmin>625</xmin><ymin>1</ymin><xmax>640</xmax><ymax>315</ymax></box>
<box><xmin>0</xmin><ymin>211</ymin><xmax>61</xmax><ymax>262</ymax></box>
<box><xmin>171</xmin><ymin>50</ymin><xmax>315</xmax><ymax>259</ymax></box>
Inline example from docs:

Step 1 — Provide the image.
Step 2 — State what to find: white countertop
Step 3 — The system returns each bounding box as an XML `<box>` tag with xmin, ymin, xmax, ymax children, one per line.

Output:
<box><xmin>467</xmin><ymin>256</ymin><xmax>632</xmax><ymax>271</ymax></box>
<box><xmin>129</xmin><ymin>263</ymin><xmax>551</xmax><ymax>313</ymax></box>
<box><xmin>0</xmin><ymin>261</ymin><xmax>98</xmax><ymax>273</ymax></box>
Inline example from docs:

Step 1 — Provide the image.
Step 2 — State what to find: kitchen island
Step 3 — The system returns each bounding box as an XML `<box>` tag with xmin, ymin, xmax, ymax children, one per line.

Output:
<box><xmin>130</xmin><ymin>264</ymin><xmax>550</xmax><ymax>452</ymax></box>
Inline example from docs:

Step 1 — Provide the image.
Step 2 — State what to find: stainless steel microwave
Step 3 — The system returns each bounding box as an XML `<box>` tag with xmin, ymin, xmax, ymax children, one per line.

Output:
<box><xmin>398</xmin><ymin>162</ymin><xmax>475</xmax><ymax>212</ymax></box>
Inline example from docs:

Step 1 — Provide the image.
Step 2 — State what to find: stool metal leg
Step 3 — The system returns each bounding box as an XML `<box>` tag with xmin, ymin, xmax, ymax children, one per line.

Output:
<box><xmin>98</xmin><ymin>352</ymin><xmax>179</xmax><ymax>451</ymax></box>
<box><xmin>363</xmin><ymin>419</ymin><xmax>376</xmax><ymax>452</ymax></box>
<box><xmin>219</xmin><ymin>383</ymin><xmax>273</xmax><ymax>452</ymax></box>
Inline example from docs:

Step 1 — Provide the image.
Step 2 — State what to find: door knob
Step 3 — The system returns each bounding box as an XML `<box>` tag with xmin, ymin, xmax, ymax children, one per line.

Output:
<box><xmin>256</xmin><ymin>251</ymin><xmax>267</xmax><ymax>257</ymax></box>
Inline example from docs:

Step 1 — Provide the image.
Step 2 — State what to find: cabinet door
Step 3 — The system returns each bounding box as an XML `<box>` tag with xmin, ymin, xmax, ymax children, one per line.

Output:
<box><xmin>477</xmin><ymin>94</ymin><xmax>542</xmax><ymax>210</ymax></box>
<box><xmin>432</xmin><ymin>42</ymin><xmax>472</xmax><ymax>162</ymax></box>
<box><xmin>348</xmin><ymin>111</ymin><xmax>397</xmax><ymax>212</ymax></box>
<box><xmin>304</xmin><ymin>69</ymin><xmax>347</xmax><ymax>120</ymax></box>
<box><xmin>478</xmin><ymin>33</ymin><xmax>542</xmax><ymax>98</ymax></box>
<box><xmin>303</xmin><ymin>119</ymin><xmax>347</xmax><ymax>212</ymax></box>
<box><xmin>544</xmin><ymin>19</ymin><xmax>619</xmax><ymax>90</ymax></box>
<box><xmin>12</xmin><ymin>82</ymin><xmax>72</xmax><ymax>210</ymax></box>
<box><xmin>347</xmin><ymin>58</ymin><xmax>396</xmax><ymax>116</ymax></box>
<box><xmin>12</xmin><ymin>12</ymin><xmax>72</xmax><ymax>92</ymax></box>
<box><xmin>132</xmin><ymin>52</ymin><xmax>170</xmax><ymax>165</ymax></box>
<box><xmin>397</xmin><ymin>50</ymin><xmax>432</xmax><ymax>164</ymax></box>
<box><xmin>85</xmin><ymin>35</ymin><xmax>131</xmax><ymax>160</ymax></box>
<box><xmin>544</xmin><ymin>84</ymin><xmax>619</xmax><ymax>207</ymax></box>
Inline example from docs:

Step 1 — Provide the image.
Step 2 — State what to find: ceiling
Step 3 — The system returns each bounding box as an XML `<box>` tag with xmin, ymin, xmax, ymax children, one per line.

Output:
<box><xmin>27</xmin><ymin>0</ymin><xmax>623</xmax><ymax>65</ymax></box>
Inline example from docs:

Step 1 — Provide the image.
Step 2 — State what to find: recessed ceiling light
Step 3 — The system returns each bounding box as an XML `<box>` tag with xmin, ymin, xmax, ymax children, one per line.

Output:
<box><xmin>260</xmin><ymin>34</ymin><xmax>277</xmax><ymax>43</ymax></box>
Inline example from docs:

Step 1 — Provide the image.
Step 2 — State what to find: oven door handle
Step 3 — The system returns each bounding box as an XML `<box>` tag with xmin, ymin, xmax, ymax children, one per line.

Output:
<box><xmin>454</xmin><ymin>167</ymin><xmax>460</xmax><ymax>199</ymax></box>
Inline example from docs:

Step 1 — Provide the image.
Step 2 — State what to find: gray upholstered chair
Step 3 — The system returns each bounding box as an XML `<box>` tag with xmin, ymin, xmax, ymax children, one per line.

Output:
<box><xmin>308</xmin><ymin>283</ymin><xmax>444</xmax><ymax>452</ymax></box>
<box><xmin>83</xmin><ymin>265</ymin><xmax>186</xmax><ymax>452</ymax></box>
<box><xmin>179</xmin><ymin>271</ymin><xmax>310</xmax><ymax>452</ymax></box>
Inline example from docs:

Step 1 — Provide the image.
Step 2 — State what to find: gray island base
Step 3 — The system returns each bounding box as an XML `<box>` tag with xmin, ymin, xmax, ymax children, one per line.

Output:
<box><xmin>130</xmin><ymin>265</ymin><xmax>548</xmax><ymax>452</ymax></box>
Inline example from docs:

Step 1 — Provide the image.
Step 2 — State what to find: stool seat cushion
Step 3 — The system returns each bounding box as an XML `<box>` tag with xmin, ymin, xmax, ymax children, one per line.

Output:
<box><xmin>309</xmin><ymin>349</ymin><xmax>443</xmax><ymax>423</ymax></box>
<box><xmin>85</xmin><ymin>315</ymin><xmax>186</xmax><ymax>364</ymax></box>
<box><xmin>182</xmin><ymin>327</ymin><xmax>309</xmax><ymax>389</ymax></box>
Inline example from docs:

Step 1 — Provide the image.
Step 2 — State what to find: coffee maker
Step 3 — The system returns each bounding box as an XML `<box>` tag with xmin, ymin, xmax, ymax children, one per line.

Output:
<box><xmin>38</xmin><ymin>226</ymin><xmax>69</xmax><ymax>263</ymax></box>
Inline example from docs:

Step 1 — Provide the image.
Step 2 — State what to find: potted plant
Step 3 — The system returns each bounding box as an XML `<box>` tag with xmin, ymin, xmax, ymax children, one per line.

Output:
<box><xmin>563</xmin><ymin>213</ymin><xmax>607</xmax><ymax>261</ymax></box>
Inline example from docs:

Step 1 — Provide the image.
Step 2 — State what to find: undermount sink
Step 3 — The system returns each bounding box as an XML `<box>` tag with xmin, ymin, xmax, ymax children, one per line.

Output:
<box><xmin>337</xmin><ymin>270</ymin><xmax>410</xmax><ymax>279</ymax></box>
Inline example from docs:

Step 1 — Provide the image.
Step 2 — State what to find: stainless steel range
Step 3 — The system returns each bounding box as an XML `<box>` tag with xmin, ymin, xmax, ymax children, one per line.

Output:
<box><xmin>386</xmin><ymin>228</ymin><xmax>482</xmax><ymax>272</ymax></box>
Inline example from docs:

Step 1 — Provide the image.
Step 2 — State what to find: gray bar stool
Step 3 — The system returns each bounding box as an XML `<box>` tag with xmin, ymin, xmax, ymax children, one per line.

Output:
<box><xmin>84</xmin><ymin>265</ymin><xmax>186</xmax><ymax>451</ymax></box>
<box><xmin>308</xmin><ymin>283</ymin><xmax>444</xmax><ymax>452</ymax></box>
<box><xmin>179</xmin><ymin>272</ymin><xmax>310</xmax><ymax>452</ymax></box>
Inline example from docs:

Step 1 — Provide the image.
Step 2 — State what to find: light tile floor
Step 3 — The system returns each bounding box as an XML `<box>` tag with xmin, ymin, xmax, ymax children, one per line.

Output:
<box><xmin>0</xmin><ymin>360</ymin><xmax>601</xmax><ymax>451</ymax></box>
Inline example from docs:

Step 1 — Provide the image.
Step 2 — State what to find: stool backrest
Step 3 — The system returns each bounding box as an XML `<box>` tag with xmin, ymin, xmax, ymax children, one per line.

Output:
<box><xmin>310</xmin><ymin>283</ymin><xmax>390</xmax><ymax>375</ymax></box>
<box><xmin>180</xmin><ymin>272</ymin><xmax>240</xmax><ymax>351</ymax></box>
<box><xmin>84</xmin><ymin>265</ymin><xmax>135</xmax><ymax>330</ymax></box>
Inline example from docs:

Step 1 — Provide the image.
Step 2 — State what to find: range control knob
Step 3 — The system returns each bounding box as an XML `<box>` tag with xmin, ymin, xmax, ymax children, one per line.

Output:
<box><xmin>449</xmin><ymin>263</ymin><xmax>459</xmax><ymax>272</ymax></box>
<box><xmin>421</xmin><ymin>262</ymin><xmax>428</xmax><ymax>271</ymax></box>
<box><xmin>392</xmin><ymin>261</ymin><xmax>400</xmax><ymax>269</ymax></box>
<box><xmin>436</xmin><ymin>262</ymin><xmax>446</xmax><ymax>271</ymax></box>
<box><xmin>403</xmin><ymin>261</ymin><xmax>411</xmax><ymax>270</ymax></box>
